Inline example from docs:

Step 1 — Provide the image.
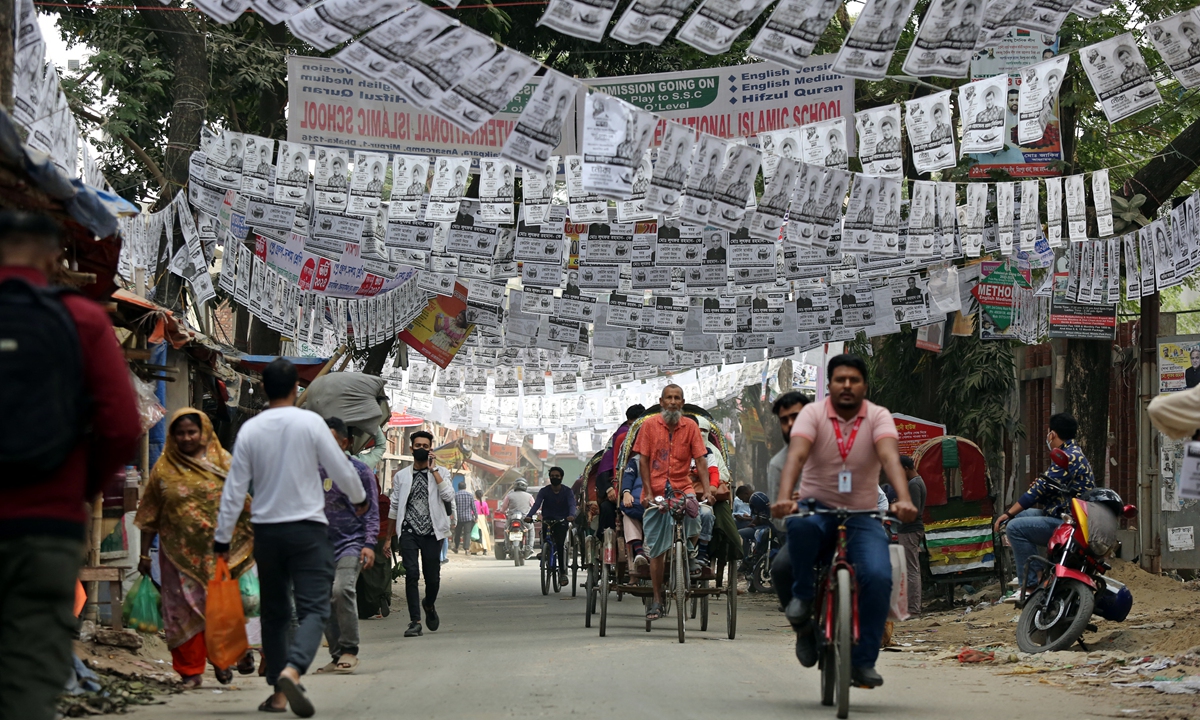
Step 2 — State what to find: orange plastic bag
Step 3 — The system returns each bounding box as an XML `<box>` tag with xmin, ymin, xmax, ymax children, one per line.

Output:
<box><xmin>205</xmin><ymin>557</ymin><xmax>248</xmax><ymax>670</ymax></box>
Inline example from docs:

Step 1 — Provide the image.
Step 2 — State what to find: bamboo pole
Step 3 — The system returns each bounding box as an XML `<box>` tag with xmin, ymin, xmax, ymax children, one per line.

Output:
<box><xmin>296</xmin><ymin>344</ymin><xmax>347</xmax><ymax>406</ymax></box>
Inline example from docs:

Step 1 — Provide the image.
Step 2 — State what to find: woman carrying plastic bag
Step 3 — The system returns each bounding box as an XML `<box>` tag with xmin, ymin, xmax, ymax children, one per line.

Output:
<box><xmin>134</xmin><ymin>408</ymin><xmax>255</xmax><ymax>688</ymax></box>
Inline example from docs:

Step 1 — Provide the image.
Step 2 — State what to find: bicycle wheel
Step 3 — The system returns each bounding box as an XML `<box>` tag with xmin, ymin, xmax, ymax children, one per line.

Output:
<box><xmin>551</xmin><ymin>543</ymin><xmax>562</xmax><ymax>593</ymax></box>
<box><xmin>570</xmin><ymin>531</ymin><xmax>579</xmax><ymax>597</ymax></box>
<box><xmin>700</xmin><ymin>594</ymin><xmax>709</xmax><ymax>632</ymax></box>
<box><xmin>835</xmin><ymin>567</ymin><xmax>852</xmax><ymax>719</ymax></box>
<box><xmin>726</xmin><ymin>555</ymin><xmax>738</xmax><ymax>640</ymax></box>
<box><xmin>599</xmin><ymin>560</ymin><xmax>610</xmax><ymax>637</ymax></box>
<box><xmin>820</xmin><ymin>642</ymin><xmax>835</xmax><ymax>706</ymax></box>
<box><xmin>540</xmin><ymin>546</ymin><xmax>550</xmax><ymax>596</ymax></box>
<box><xmin>585</xmin><ymin>564</ymin><xmax>597</xmax><ymax>627</ymax></box>
<box><xmin>674</xmin><ymin>540</ymin><xmax>688</xmax><ymax>644</ymax></box>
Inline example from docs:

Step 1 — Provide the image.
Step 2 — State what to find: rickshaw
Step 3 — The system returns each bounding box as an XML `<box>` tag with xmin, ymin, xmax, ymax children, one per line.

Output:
<box><xmin>588</xmin><ymin>404</ymin><xmax>739</xmax><ymax>643</ymax></box>
<box><xmin>570</xmin><ymin>450</ymin><xmax>604</xmax><ymax>603</ymax></box>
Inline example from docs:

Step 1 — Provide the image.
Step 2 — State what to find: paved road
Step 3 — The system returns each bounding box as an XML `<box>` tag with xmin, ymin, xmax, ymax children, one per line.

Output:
<box><xmin>137</xmin><ymin>554</ymin><xmax>1111</xmax><ymax>719</ymax></box>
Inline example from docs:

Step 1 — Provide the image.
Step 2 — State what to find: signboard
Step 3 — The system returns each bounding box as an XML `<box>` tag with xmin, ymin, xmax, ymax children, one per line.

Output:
<box><xmin>972</xmin><ymin>260</ymin><xmax>1031</xmax><ymax>332</ymax></box>
<box><xmin>586</xmin><ymin>57</ymin><xmax>855</xmax><ymax>151</ymax></box>
<box><xmin>1158</xmin><ymin>335</ymin><xmax>1200</xmax><ymax>394</ymax></box>
<box><xmin>388</xmin><ymin>411</ymin><xmax>425</xmax><ymax>427</ymax></box>
<box><xmin>969</xmin><ymin>32</ymin><xmax>1063</xmax><ymax>178</ymax></box>
<box><xmin>1047</xmin><ymin>298</ymin><xmax>1117</xmax><ymax>339</ymax></box>
<box><xmin>892</xmin><ymin>413</ymin><xmax>946</xmax><ymax>458</ymax></box>
<box><xmin>399</xmin><ymin>282</ymin><xmax>475</xmax><ymax>369</ymax></box>
<box><xmin>287</xmin><ymin>56</ymin><xmax>575</xmax><ymax>158</ymax></box>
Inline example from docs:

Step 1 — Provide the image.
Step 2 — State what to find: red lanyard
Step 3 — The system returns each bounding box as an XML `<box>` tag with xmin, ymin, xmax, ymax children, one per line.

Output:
<box><xmin>832</xmin><ymin>416</ymin><xmax>864</xmax><ymax>464</ymax></box>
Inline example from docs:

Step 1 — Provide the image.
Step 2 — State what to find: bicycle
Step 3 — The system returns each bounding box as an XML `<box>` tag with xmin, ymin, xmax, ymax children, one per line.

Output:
<box><xmin>787</xmin><ymin>501</ymin><xmax>892</xmax><ymax>720</ymax></box>
<box><xmin>538</xmin><ymin>518</ymin><xmax>569</xmax><ymax>596</ymax></box>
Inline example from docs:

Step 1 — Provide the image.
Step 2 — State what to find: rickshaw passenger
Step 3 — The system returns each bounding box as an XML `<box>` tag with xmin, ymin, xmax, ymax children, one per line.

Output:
<box><xmin>619</xmin><ymin>455</ymin><xmax>647</xmax><ymax>567</ymax></box>
<box><xmin>634</xmin><ymin>385</ymin><xmax>712</xmax><ymax>621</ymax></box>
<box><xmin>597</xmin><ymin>405</ymin><xmax>645</xmax><ymax>533</ymax></box>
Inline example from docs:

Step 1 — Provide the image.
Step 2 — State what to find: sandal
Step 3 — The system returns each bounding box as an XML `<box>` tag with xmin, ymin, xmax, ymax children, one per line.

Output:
<box><xmin>645</xmin><ymin>602</ymin><xmax>663</xmax><ymax>621</ymax></box>
<box><xmin>314</xmin><ymin>661</ymin><xmax>338</xmax><ymax>675</ymax></box>
<box><xmin>214</xmin><ymin>666</ymin><xmax>233</xmax><ymax>685</ymax></box>
<box><xmin>332</xmin><ymin>654</ymin><xmax>358</xmax><ymax>674</ymax></box>
<box><xmin>258</xmin><ymin>697</ymin><xmax>287</xmax><ymax>713</ymax></box>
<box><xmin>179</xmin><ymin>674</ymin><xmax>203</xmax><ymax>690</ymax></box>
<box><xmin>276</xmin><ymin>675</ymin><xmax>314</xmax><ymax>718</ymax></box>
<box><xmin>237</xmin><ymin>650</ymin><xmax>257</xmax><ymax>675</ymax></box>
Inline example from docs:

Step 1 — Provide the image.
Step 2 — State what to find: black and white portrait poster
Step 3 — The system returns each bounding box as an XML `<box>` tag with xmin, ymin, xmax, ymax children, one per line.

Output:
<box><xmin>611</xmin><ymin>0</ymin><xmax>694</xmax><ymax>46</ymax></box>
<box><xmin>996</xmin><ymin>181</ymin><xmax>1014</xmax><ymax>255</ymax></box>
<box><xmin>1122</xmin><ymin>232</ymin><xmax>1143</xmax><ymax>299</ymax></box>
<box><xmin>566</xmin><ymin>155</ymin><xmax>610</xmax><ymax>222</ymax></box>
<box><xmin>749</xmin><ymin>156</ymin><xmax>800</xmax><ymax>240</ymax></box>
<box><xmin>522</xmin><ymin>156</ymin><xmax>559</xmax><ymax>226</ymax></box>
<box><xmin>12</xmin><ymin>0</ymin><xmax>45</xmax><ymax>129</ymax></box>
<box><xmin>799</xmin><ymin>116</ymin><xmax>849</xmax><ymax>171</ymax></box>
<box><xmin>287</xmin><ymin>0</ymin><xmax>412</xmax><ymax>51</ymax></box>
<box><xmin>1093</xmin><ymin>168</ymin><xmax>1114</xmax><ymax>238</ymax></box>
<box><xmin>837</xmin><ymin>281</ymin><xmax>876</xmax><ymax>327</ymax></box>
<box><xmin>313</xmin><ymin>146</ymin><xmax>350</xmax><ymax>212</ymax></box>
<box><xmin>582</xmin><ymin>93</ymin><xmax>656</xmax><ymax>199</ymax></box>
<box><xmin>1079</xmin><ymin>33</ymin><xmax>1162</xmax><ymax>124</ymax></box>
<box><xmin>854</xmin><ymin>104</ymin><xmax>902</xmax><ymax>178</ymax></box>
<box><xmin>388</xmin><ymin>154</ymin><xmax>430</xmax><ymax>221</ymax></box>
<box><xmin>1045</xmin><ymin>176</ymin><xmax>1064</xmax><ymax>246</ymax></box>
<box><xmin>1147</xmin><ymin>9</ymin><xmax>1200</xmax><ymax>90</ymax></box>
<box><xmin>195</xmin><ymin>0</ymin><xmax>251</xmax><ymax>25</ymax></box>
<box><xmin>756</xmin><ymin>126</ymin><xmax>802</xmax><ymax>181</ymax></box>
<box><xmin>964</xmin><ymin>182</ymin><xmax>988</xmax><ymax>257</ymax></box>
<box><xmin>479</xmin><ymin>158</ymin><xmax>517</xmax><ymax>225</ymax></box>
<box><xmin>842</xmin><ymin>174</ymin><xmax>877</xmax><ymax>254</ymax></box>
<box><xmin>831</xmin><ymin>0</ymin><xmax>919</xmax><ymax>80</ymax></box>
<box><xmin>1017</xmin><ymin>55</ymin><xmax>1070</xmax><ymax>145</ymax></box>
<box><xmin>426</xmin><ymin>156</ymin><xmax>471</xmax><ymax>222</ymax></box>
<box><xmin>273</xmin><ymin>142</ymin><xmax>310</xmax><ymax>207</ymax></box>
<box><xmin>908</xmin><ymin>180</ymin><xmax>938</xmax><ymax>258</ymax></box>
<box><xmin>1012</xmin><ymin>0</ymin><xmax>1073</xmax><ymax>35</ymax></box>
<box><xmin>678</xmin><ymin>0</ymin><xmax>776</xmax><ymax>55</ymax></box>
<box><xmin>748</xmin><ymin>0</ymin><xmax>841</xmax><ymax>70</ymax></box>
<box><xmin>537</xmin><ymin>0</ymin><xmax>621</xmax><ymax>42</ymax></box>
<box><xmin>870</xmin><ymin>177</ymin><xmax>902</xmax><ymax>256</ymax></box>
<box><xmin>709</xmin><ymin>144</ymin><xmax>762</xmax><ymax>231</ymax></box>
<box><xmin>500</xmin><ymin>70</ymin><xmax>580</xmax><ymax>172</ymax></box>
<box><xmin>240</xmin><ymin>135</ymin><xmax>274</xmax><ymax>199</ymax></box>
<box><xmin>679</xmin><ymin>134</ymin><xmax>729</xmax><ymax>226</ymax></box>
<box><xmin>936</xmin><ymin>181</ymin><xmax>959</xmax><ymax>258</ymax></box>
<box><xmin>206</xmin><ymin>130</ymin><xmax>245</xmax><ymax>191</ymax></box>
<box><xmin>905</xmin><ymin>90</ymin><xmax>956</xmax><ymax>173</ymax></box>
<box><xmin>430</xmin><ymin>49</ymin><xmax>540</xmax><ymax>134</ymax></box>
<box><xmin>388</xmin><ymin>27</ymin><xmax>498</xmax><ymax>108</ymax></box>
<box><xmin>645</xmin><ymin>122</ymin><xmax>697</xmax><ymax>216</ymax></box>
<box><xmin>333</xmin><ymin>8</ymin><xmax>455</xmax><ymax>80</ymax></box>
<box><xmin>889</xmin><ymin>274</ymin><xmax>928</xmax><ymax>324</ymax></box>
<box><xmin>958</xmin><ymin>74</ymin><xmax>1007</xmax><ymax>155</ymax></box>
<box><xmin>1064</xmin><ymin>173</ymin><xmax>1087</xmax><ymax>242</ymax></box>
<box><xmin>1020</xmin><ymin>179</ymin><xmax>1040</xmax><ymax>250</ymax></box>
<box><xmin>349</xmin><ymin>151</ymin><xmax>388</xmax><ymax>217</ymax></box>
<box><xmin>617</xmin><ymin>150</ymin><xmax>657</xmax><ymax>222</ymax></box>
<box><xmin>901</xmin><ymin>0</ymin><xmax>983</xmax><ymax>78</ymax></box>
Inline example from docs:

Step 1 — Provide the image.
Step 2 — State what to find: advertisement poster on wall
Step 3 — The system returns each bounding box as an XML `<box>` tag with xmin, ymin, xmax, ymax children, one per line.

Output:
<box><xmin>1158</xmin><ymin>335</ymin><xmax>1200</xmax><ymax>394</ymax></box>
<box><xmin>399</xmin><ymin>282</ymin><xmax>476</xmax><ymax>368</ymax></box>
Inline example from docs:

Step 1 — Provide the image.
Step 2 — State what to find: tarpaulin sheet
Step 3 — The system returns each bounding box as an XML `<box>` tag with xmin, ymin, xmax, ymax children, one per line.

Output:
<box><xmin>304</xmin><ymin>372</ymin><xmax>386</xmax><ymax>429</ymax></box>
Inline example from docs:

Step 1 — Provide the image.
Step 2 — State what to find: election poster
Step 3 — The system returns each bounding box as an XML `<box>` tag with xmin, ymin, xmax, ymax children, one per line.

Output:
<box><xmin>399</xmin><ymin>281</ymin><xmax>476</xmax><ymax>368</ymax></box>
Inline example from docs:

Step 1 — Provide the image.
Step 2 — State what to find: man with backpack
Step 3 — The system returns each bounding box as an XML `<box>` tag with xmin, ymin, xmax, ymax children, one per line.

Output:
<box><xmin>0</xmin><ymin>211</ymin><xmax>141</xmax><ymax>720</ymax></box>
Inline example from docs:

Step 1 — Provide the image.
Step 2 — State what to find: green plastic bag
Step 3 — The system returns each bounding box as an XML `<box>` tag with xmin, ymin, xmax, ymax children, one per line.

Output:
<box><xmin>239</xmin><ymin>567</ymin><xmax>261</xmax><ymax>618</ymax></box>
<box><xmin>125</xmin><ymin>576</ymin><xmax>162</xmax><ymax>634</ymax></box>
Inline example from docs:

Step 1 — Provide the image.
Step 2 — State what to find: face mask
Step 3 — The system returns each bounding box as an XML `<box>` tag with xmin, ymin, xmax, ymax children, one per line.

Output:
<box><xmin>413</xmin><ymin>448</ymin><xmax>430</xmax><ymax>462</ymax></box>
<box><xmin>1045</xmin><ymin>436</ymin><xmax>1053</xmax><ymax>452</ymax></box>
<box><xmin>550</xmin><ymin>476</ymin><xmax>563</xmax><ymax>486</ymax></box>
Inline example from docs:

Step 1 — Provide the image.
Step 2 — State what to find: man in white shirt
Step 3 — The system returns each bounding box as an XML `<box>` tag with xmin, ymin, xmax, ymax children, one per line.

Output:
<box><xmin>386</xmin><ymin>430</ymin><xmax>454</xmax><ymax>637</ymax></box>
<box><xmin>215</xmin><ymin>359</ymin><xmax>367</xmax><ymax>717</ymax></box>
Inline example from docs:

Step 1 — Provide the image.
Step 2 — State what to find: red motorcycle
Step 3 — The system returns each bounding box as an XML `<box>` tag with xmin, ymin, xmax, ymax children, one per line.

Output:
<box><xmin>1014</xmin><ymin>482</ymin><xmax>1137</xmax><ymax>653</ymax></box>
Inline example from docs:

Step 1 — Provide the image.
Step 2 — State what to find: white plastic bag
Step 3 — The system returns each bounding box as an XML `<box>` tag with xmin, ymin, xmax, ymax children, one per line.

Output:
<box><xmin>888</xmin><ymin>543</ymin><xmax>910</xmax><ymax>621</ymax></box>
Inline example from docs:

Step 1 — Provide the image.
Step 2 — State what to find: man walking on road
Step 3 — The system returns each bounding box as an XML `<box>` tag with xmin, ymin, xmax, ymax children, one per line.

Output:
<box><xmin>634</xmin><ymin>384</ymin><xmax>711</xmax><ymax>622</ymax></box>
<box><xmin>317</xmin><ymin>417</ymin><xmax>379</xmax><ymax>675</ymax></box>
<box><xmin>387</xmin><ymin>430</ymin><xmax>454</xmax><ymax>638</ymax></box>
<box><xmin>452</xmin><ymin>482</ymin><xmax>477</xmax><ymax>554</ymax></box>
<box><xmin>526</xmin><ymin>467</ymin><xmax>577</xmax><ymax>587</ymax></box>
<box><xmin>0</xmin><ymin>212</ymin><xmax>141</xmax><ymax>720</ymax></box>
<box><xmin>896</xmin><ymin>456</ymin><xmax>927</xmax><ymax>617</ymax></box>
<box><xmin>215</xmin><ymin>358</ymin><xmax>368</xmax><ymax>717</ymax></box>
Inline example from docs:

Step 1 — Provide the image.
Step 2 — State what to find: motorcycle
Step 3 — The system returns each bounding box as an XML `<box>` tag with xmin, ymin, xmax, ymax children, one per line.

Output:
<box><xmin>507</xmin><ymin>518</ymin><xmax>529</xmax><ymax>567</ymax></box>
<box><xmin>1012</xmin><ymin>480</ymin><xmax>1137</xmax><ymax>653</ymax></box>
<box><xmin>746</xmin><ymin>521</ymin><xmax>784</xmax><ymax>593</ymax></box>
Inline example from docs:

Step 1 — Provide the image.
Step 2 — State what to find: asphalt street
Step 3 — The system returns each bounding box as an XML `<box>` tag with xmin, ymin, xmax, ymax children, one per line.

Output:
<box><xmin>134</xmin><ymin>553</ymin><xmax>1115</xmax><ymax>719</ymax></box>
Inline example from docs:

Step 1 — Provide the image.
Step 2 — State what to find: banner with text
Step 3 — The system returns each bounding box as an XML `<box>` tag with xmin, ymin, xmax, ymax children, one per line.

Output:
<box><xmin>287</xmin><ymin>56</ymin><xmax>576</xmax><ymax>158</ymax></box>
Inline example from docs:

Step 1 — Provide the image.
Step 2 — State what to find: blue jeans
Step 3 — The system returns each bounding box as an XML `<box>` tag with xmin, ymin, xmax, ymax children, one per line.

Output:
<box><xmin>1006</xmin><ymin>509</ymin><xmax>1062</xmax><ymax>587</ymax></box>
<box><xmin>787</xmin><ymin>511</ymin><xmax>892</xmax><ymax>668</ymax></box>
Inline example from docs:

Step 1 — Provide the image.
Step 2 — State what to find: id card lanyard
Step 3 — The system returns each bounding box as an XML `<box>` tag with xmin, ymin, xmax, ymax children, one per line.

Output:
<box><xmin>832</xmin><ymin>416</ymin><xmax>864</xmax><ymax>493</ymax></box>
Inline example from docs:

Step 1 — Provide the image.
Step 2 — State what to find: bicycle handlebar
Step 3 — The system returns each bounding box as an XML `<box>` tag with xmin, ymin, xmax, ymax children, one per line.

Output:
<box><xmin>783</xmin><ymin>500</ymin><xmax>894</xmax><ymax>523</ymax></box>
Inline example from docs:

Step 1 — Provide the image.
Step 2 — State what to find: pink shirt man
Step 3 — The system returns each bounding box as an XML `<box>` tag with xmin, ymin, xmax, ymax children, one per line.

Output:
<box><xmin>790</xmin><ymin>397</ymin><xmax>898</xmax><ymax>511</ymax></box>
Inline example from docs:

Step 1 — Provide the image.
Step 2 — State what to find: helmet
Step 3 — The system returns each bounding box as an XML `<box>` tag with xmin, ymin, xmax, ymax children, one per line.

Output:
<box><xmin>1095</xmin><ymin>583</ymin><xmax>1133</xmax><ymax>622</ymax></box>
<box><xmin>749</xmin><ymin>491</ymin><xmax>771</xmax><ymax>519</ymax></box>
<box><xmin>1082</xmin><ymin>487</ymin><xmax>1124</xmax><ymax>518</ymax></box>
<box><xmin>514</xmin><ymin>479</ymin><xmax>528</xmax><ymax>492</ymax></box>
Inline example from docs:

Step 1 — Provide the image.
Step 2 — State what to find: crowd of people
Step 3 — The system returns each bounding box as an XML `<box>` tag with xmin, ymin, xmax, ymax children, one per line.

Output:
<box><xmin>0</xmin><ymin>206</ymin><xmax>1117</xmax><ymax>718</ymax></box>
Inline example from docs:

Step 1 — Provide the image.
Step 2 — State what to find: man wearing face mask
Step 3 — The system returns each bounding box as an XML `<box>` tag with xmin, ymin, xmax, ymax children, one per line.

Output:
<box><xmin>526</xmin><ymin>467</ymin><xmax>577</xmax><ymax>587</ymax></box>
<box><xmin>994</xmin><ymin>413</ymin><xmax>1094</xmax><ymax>605</ymax></box>
<box><xmin>387</xmin><ymin>431</ymin><xmax>455</xmax><ymax>638</ymax></box>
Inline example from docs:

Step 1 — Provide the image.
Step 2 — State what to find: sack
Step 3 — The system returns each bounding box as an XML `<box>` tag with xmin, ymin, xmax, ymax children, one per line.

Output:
<box><xmin>124</xmin><ymin>576</ymin><xmax>162</xmax><ymax>633</ymax></box>
<box><xmin>238</xmin><ymin>566</ymin><xmax>260</xmax><ymax>618</ymax></box>
<box><xmin>887</xmin><ymin>543</ymin><xmax>910</xmax><ymax>621</ymax></box>
<box><xmin>205</xmin><ymin>557</ymin><xmax>249</xmax><ymax>670</ymax></box>
<box><xmin>0</xmin><ymin>278</ymin><xmax>86</xmax><ymax>482</ymax></box>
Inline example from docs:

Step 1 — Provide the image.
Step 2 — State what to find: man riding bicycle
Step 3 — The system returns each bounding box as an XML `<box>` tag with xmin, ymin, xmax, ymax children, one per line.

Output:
<box><xmin>771</xmin><ymin>354</ymin><xmax>917</xmax><ymax>689</ymax></box>
<box><xmin>526</xmin><ymin>467</ymin><xmax>577</xmax><ymax>587</ymax></box>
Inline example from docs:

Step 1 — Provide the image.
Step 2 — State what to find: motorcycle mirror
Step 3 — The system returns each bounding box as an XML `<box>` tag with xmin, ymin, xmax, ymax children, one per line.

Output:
<box><xmin>1123</xmin><ymin>504</ymin><xmax>1138</xmax><ymax>519</ymax></box>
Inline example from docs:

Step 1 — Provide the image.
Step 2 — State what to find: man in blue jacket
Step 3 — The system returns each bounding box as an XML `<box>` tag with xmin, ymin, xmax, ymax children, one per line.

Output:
<box><xmin>526</xmin><ymin>467</ymin><xmax>577</xmax><ymax>586</ymax></box>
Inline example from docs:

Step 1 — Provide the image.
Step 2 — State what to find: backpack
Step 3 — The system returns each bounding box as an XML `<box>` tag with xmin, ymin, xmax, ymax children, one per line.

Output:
<box><xmin>0</xmin><ymin>276</ymin><xmax>88</xmax><ymax>482</ymax></box>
